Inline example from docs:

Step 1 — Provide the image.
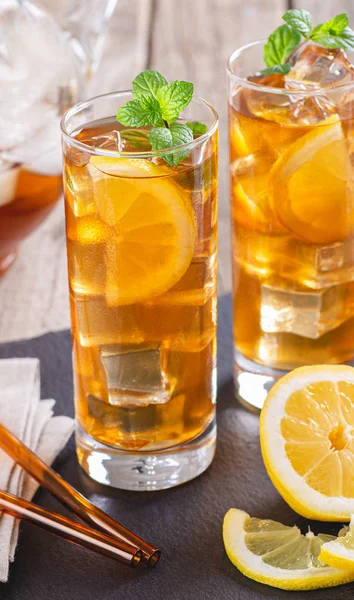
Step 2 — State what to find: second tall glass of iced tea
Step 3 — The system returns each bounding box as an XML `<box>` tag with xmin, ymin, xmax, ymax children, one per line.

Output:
<box><xmin>228</xmin><ymin>41</ymin><xmax>354</xmax><ymax>410</ymax></box>
<box><xmin>61</xmin><ymin>92</ymin><xmax>218</xmax><ymax>490</ymax></box>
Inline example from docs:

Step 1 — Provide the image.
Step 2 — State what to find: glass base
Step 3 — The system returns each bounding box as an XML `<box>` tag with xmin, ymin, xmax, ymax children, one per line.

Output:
<box><xmin>76</xmin><ymin>418</ymin><xmax>216</xmax><ymax>491</ymax></box>
<box><xmin>234</xmin><ymin>349</ymin><xmax>287</xmax><ymax>412</ymax></box>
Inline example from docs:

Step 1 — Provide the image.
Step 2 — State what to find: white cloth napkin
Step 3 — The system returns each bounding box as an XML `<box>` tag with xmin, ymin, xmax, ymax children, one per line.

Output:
<box><xmin>0</xmin><ymin>358</ymin><xmax>74</xmax><ymax>582</ymax></box>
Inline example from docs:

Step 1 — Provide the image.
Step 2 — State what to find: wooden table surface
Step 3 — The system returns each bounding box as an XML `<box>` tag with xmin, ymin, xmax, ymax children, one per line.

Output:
<box><xmin>1</xmin><ymin>0</ymin><xmax>352</xmax><ymax>343</ymax></box>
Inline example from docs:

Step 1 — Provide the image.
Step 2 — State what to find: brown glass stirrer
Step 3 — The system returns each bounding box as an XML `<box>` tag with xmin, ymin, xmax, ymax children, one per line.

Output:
<box><xmin>0</xmin><ymin>490</ymin><xmax>141</xmax><ymax>567</ymax></box>
<box><xmin>0</xmin><ymin>423</ymin><xmax>160</xmax><ymax>567</ymax></box>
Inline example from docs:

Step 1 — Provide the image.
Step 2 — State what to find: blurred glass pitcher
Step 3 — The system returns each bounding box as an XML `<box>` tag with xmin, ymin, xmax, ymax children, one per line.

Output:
<box><xmin>0</xmin><ymin>0</ymin><xmax>117</xmax><ymax>274</ymax></box>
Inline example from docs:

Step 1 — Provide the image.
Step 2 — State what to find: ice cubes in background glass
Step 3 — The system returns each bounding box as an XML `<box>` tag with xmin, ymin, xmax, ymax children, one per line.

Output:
<box><xmin>0</xmin><ymin>1</ymin><xmax>79</xmax><ymax>151</ymax></box>
<box><xmin>245</xmin><ymin>47</ymin><xmax>345</xmax><ymax>125</ymax></box>
<box><xmin>287</xmin><ymin>42</ymin><xmax>354</xmax><ymax>88</ymax></box>
<box><xmin>100</xmin><ymin>344</ymin><xmax>173</xmax><ymax>406</ymax></box>
<box><xmin>260</xmin><ymin>279</ymin><xmax>352</xmax><ymax>339</ymax></box>
<box><xmin>0</xmin><ymin>0</ymin><xmax>116</xmax><ymax>176</ymax></box>
<box><xmin>39</xmin><ymin>0</ymin><xmax>118</xmax><ymax>76</ymax></box>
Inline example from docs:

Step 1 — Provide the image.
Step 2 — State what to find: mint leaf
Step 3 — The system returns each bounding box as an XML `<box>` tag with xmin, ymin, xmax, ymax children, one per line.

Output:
<box><xmin>132</xmin><ymin>70</ymin><xmax>168</xmax><ymax>100</ymax></box>
<box><xmin>311</xmin><ymin>21</ymin><xmax>354</xmax><ymax>50</ymax></box>
<box><xmin>148</xmin><ymin>127</ymin><xmax>172</xmax><ymax>150</ymax></box>
<box><xmin>120</xmin><ymin>129</ymin><xmax>150</xmax><ymax>150</ymax></box>
<box><xmin>186</xmin><ymin>121</ymin><xmax>207</xmax><ymax>135</ymax></box>
<box><xmin>116</xmin><ymin>100</ymin><xmax>153</xmax><ymax>127</ymax></box>
<box><xmin>157</xmin><ymin>81</ymin><xmax>194</xmax><ymax>123</ymax></box>
<box><xmin>149</xmin><ymin>123</ymin><xmax>193</xmax><ymax>166</ymax></box>
<box><xmin>139</xmin><ymin>95</ymin><xmax>162</xmax><ymax>125</ymax></box>
<box><xmin>336</xmin><ymin>26</ymin><xmax>354</xmax><ymax>49</ymax></box>
<box><xmin>327</xmin><ymin>13</ymin><xmax>348</xmax><ymax>35</ymax></box>
<box><xmin>117</xmin><ymin>70</ymin><xmax>197</xmax><ymax>167</ymax></box>
<box><xmin>260</xmin><ymin>64</ymin><xmax>291</xmax><ymax>75</ymax></box>
<box><xmin>170</xmin><ymin>123</ymin><xmax>193</xmax><ymax>145</ymax></box>
<box><xmin>282</xmin><ymin>9</ymin><xmax>312</xmax><ymax>39</ymax></box>
<box><xmin>264</xmin><ymin>24</ymin><xmax>302</xmax><ymax>67</ymax></box>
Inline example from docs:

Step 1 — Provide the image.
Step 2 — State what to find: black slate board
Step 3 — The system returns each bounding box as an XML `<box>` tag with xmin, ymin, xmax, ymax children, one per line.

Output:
<box><xmin>0</xmin><ymin>294</ymin><xmax>351</xmax><ymax>600</ymax></box>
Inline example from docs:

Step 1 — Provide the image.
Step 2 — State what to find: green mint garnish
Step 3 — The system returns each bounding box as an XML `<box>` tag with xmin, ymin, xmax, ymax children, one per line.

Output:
<box><xmin>282</xmin><ymin>9</ymin><xmax>313</xmax><ymax>39</ymax></box>
<box><xmin>263</xmin><ymin>24</ymin><xmax>301</xmax><ymax>75</ymax></box>
<box><xmin>310</xmin><ymin>14</ymin><xmax>354</xmax><ymax>50</ymax></box>
<box><xmin>132</xmin><ymin>70</ymin><xmax>168</xmax><ymax>99</ymax></box>
<box><xmin>186</xmin><ymin>121</ymin><xmax>208</xmax><ymax>135</ymax></box>
<box><xmin>116</xmin><ymin>70</ymin><xmax>206</xmax><ymax>166</ymax></box>
<box><xmin>262</xmin><ymin>10</ymin><xmax>354</xmax><ymax>75</ymax></box>
<box><xmin>149</xmin><ymin>123</ymin><xmax>192</xmax><ymax>167</ymax></box>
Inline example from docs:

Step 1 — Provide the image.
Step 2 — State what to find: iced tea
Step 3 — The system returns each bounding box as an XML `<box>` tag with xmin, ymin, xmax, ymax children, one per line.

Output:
<box><xmin>229</xmin><ymin>42</ymin><xmax>354</xmax><ymax>408</ymax></box>
<box><xmin>62</xmin><ymin>93</ymin><xmax>218</xmax><ymax>487</ymax></box>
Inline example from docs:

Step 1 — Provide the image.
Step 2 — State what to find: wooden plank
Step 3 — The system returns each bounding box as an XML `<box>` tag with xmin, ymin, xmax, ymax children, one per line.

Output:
<box><xmin>292</xmin><ymin>1</ymin><xmax>354</xmax><ymax>22</ymax></box>
<box><xmin>0</xmin><ymin>0</ymin><xmax>153</xmax><ymax>343</ymax></box>
<box><xmin>149</xmin><ymin>0</ymin><xmax>287</xmax><ymax>294</ymax></box>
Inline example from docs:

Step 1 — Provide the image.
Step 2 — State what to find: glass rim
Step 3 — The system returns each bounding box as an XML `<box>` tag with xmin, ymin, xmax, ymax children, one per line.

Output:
<box><xmin>60</xmin><ymin>90</ymin><xmax>219</xmax><ymax>158</ymax></box>
<box><xmin>226</xmin><ymin>39</ymin><xmax>354</xmax><ymax>97</ymax></box>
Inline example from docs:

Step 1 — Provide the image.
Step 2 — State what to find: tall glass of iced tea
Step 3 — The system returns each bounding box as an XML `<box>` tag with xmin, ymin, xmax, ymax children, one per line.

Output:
<box><xmin>228</xmin><ymin>41</ymin><xmax>354</xmax><ymax>410</ymax></box>
<box><xmin>61</xmin><ymin>92</ymin><xmax>218</xmax><ymax>490</ymax></box>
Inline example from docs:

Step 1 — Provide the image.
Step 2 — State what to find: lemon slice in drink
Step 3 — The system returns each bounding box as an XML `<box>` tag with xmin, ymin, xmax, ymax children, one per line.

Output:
<box><xmin>223</xmin><ymin>508</ymin><xmax>354</xmax><ymax>591</ymax></box>
<box><xmin>320</xmin><ymin>516</ymin><xmax>354</xmax><ymax>571</ymax></box>
<box><xmin>90</xmin><ymin>156</ymin><xmax>195</xmax><ymax>306</ymax></box>
<box><xmin>269</xmin><ymin>117</ymin><xmax>354</xmax><ymax>244</ymax></box>
<box><xmin>260</xmin><ymin>365</ymin><xmax>354</xmax><ymax>522</ymax></box>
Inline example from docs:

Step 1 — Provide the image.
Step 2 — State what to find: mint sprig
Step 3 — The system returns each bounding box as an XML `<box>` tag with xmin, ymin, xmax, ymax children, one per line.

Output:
<box><xmin>261</xmin><ymin>10</ymin><xmax>354</xmax><ymax>76</ymax></box>
<box><xmin>116</xmin><ymin>70</ymin><xmax>206</xmax><ymax>166</ymax></box>
<box><xmin>263</xmin><ymin>24</ymin><xmax>301</xmax><ymax>71</ymax></box>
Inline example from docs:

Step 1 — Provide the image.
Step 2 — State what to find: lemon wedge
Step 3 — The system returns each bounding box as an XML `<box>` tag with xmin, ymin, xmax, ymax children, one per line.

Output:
<box><xmin>223</xmin><ymin>508</ymin><xmax>354</xmax><ymax>591</ymax></box>
<box><xmin>260</xmin><ymin>365</ymin><xmax>354</xmax><ymax>521</ymax></box>
<box><xmin>88</xmin><ymin>156</ymin><xmax>195</xmax><ymax>306</ymax></box>
<box><xmin>320</xmin><ymin>516</ymin><xmax>354</xmax><ymax>571</ymax></box>
<box><xmin>269</xmin><ymin>117</ymin><xmax>354</xmax><ymax>244</ymax></box>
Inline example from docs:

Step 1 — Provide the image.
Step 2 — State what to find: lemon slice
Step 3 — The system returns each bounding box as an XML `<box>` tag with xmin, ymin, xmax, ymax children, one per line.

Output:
<box><xmin>269</xmin><ymin>117</ymin><xmax>354</xmax><ymax>244</ymax></box>
<box><xmin>89</xmin><ymin>156</ymin><xmax>195</xmax><ymax>306</ymax></box>
<box><xmin>223</xmin><ymin>508</ymin><xmax>354</xmax><ymax>591</ymax></box>
<box><xmin>320</xmin><ymin>516</ymin><xmax>354</xmax><ymax>571</ymax></box>
<box><xmin>260</xmin><ymin>365</ymin><xmax>354</xmax><ymax>521</ymax></box>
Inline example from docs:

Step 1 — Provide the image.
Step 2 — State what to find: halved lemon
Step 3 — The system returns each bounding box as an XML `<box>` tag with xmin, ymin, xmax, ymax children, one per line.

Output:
<box><xmin>260</xmin><ymin>365</ymin><xmax>354</xmax><ymax>521</ymax></box>
<box><xmin>90</xmin><ymin>156</ymin><xmax>195</xmax><ymax>306</ymax></box>
<box><xmin>320</xmin><ymin>516</ymin><xmax>354</xmax><ymax>571</ymax></box>
<box><xmin>269</xmin><ymin>117</ymin><xmax>354</xmax><ymax>244</ymax></box>
<box><xmin>223</xmin><ymin>508</ymin><xmax>354</xmax><ymax>591</ymax></box>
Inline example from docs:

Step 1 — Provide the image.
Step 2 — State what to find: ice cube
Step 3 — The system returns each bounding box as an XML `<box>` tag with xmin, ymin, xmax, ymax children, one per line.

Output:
<box><xmin>288</xmin><ymin>42</ymin><xmax>354</xmax><ymax>88</ymax></box>
<box><xmin>245</xmin><ymin>56</ymin><xmax>338</xmax><ymax>126</ymax></box>
<box><xmin>67</xmin><ymin>215</ymin><xmax>109</xmax><ymax>295</ymax></box>
<box><xmin>74</xmin><ymin>296</ymin><xmax>145</xmax><ymax>346</ymax></box>
<box><xmin>90</xmin><ymin>131</ymin><xmax>126</xmax><ymax>152</ymax></box>
<box><xmin>280</xmin><ymin>238</ymin><xmax>354</xmax><ymax>289</ymax></box>
<box><xmin>260</xmin><ymin>279</ymin><xmax>351</xmax><ymax>339</ymax></box>
<box><xmin>64</xmin><ymin>163</ymin><xmax>98</xmax><ymax>217</ymax></box>
<box><xmin>99</xmin><ymin>344</ymin><xmax>174</xmax><ymax>406</ymax></box>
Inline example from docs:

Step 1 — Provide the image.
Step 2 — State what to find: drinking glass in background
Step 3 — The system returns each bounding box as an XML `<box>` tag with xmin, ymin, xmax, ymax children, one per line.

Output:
<box><xmin>228</xmin><ymin>40</ymin><xmax>354</xmax><ymax>410</ymax></box>
<box><xmin>61</xmin><ymin>92</ymin><xmax>218</xmax><ymax>491</ymax></box>
<box><xmin>0</xmin><ymin>0</ymin><xmax>117</xmax><ymax>275</ymax></box>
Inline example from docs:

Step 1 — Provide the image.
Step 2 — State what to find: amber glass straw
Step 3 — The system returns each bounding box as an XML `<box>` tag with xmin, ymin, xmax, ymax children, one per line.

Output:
<box><xmin>0</xmin><ymin>490</ymin><xmax>140</xmax><ymax>567</ymax></box>
<box><xmin>0</xmin><ymin>423</ymin><xmax>160</xmax><ymax>567</ymax></box>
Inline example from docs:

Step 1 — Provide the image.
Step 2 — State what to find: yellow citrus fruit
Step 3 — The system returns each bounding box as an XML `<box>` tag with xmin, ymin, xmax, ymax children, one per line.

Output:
<box><xmin>260</xmin><ymin>365</ymin><xmax>354</xmax><ymax>521</ymax></box>
<box><xmin>269</xmin><ymin>117</ymin><xmax>354</xmax><ymax>244</ymax></box>
<box><xmin>223</xmin><ymin>508</ymin><xmax>354</xmax><ymax>591</ymax></box>
<box><xmin>320</xmin><ymin>516</ymin><xmax>354</xmax><ymax>571</ymax></box>
<box><xmin>89</xmin><ymin>156</ymin><xmax>195</xmax><ymax>306</ymax></box>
